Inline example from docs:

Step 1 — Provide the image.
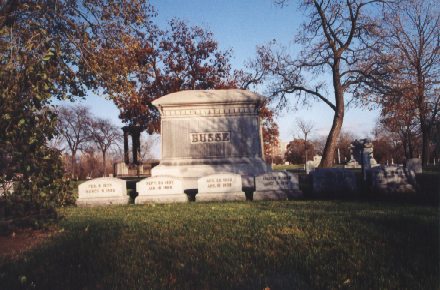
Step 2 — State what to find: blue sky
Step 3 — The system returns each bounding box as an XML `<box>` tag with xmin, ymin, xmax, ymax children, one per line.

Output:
<box><xmin>60</xmin><ymin>0</ymin><xmax>379</xmax><ymax>153</ymax></box>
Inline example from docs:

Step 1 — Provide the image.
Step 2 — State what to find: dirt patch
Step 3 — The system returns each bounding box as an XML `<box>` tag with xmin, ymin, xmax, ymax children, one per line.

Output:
<box><xmin>0</xmin><ymin>228</ymin><xmax>58</xmax><ymax>259</ymax></box>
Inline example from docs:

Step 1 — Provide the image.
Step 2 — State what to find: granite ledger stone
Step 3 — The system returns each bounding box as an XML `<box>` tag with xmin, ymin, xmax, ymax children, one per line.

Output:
<box><xmin>151</xmin><ymin>89</ymin><xmax>271</xmax><ymax>191</ymax></box>
<box><xmin>77</xmin><ymin>177</ymin><xmax>128</xmax><ymax>206</ymax></box>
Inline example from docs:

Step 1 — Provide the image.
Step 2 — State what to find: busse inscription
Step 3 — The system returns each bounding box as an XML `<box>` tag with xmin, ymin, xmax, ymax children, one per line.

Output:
<box><xmin>190</xmin><ymin>132</ymin><xmax>230</xmax><ymax>144</ymax></box>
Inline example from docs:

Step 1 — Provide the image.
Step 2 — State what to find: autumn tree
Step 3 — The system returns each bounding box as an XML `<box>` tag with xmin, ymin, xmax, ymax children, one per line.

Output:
<box><xmin>0</xmin><ymin>0</ymin><xmax>152</xmax><ymax>222</ymax></box>
<box><xmin>259</xmin><ymin>102</ymin><xmax>280</xmax><ymax>163</ymax></box>
<box><xmin>358</xmin><ymin>0</ymin><xmax>439</xmax><ymax>166</ymax></box>
<box><xmin>89</xmin><ymin>118</ymin><xmax>122</xmax><ymax>176</ymax></box>
<box><xmin>285</xmin><ymin>139</ymin><xmax>315</xmax><ymax>164</ymax></box>
<box><xmin>113</xmin><ymin>19</ymin><xmax>235</xmax><ymax>132</ymax></box>
<box><xmin>248</xmin><ymin>0</ymin><xmax>387</xmax><ymax>167</ymax></box>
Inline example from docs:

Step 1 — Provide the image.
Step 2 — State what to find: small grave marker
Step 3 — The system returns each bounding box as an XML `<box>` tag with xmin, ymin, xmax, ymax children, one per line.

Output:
<box><xmin>77</xmin><ymin>177</ymin><xmax>128</xmax><ymax>206</ymax></box>
<box><xmin>136</xmin><ymin>176</ymin><xmax>187</xmax><ymax>204</ymax></box>
<box><xmin>197</xmin><ymin>173</ymin><xmax>245</xmax><ymax>201</ymax></box>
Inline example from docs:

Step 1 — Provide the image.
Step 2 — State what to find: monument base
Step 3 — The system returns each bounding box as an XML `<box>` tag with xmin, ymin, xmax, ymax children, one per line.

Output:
<box><xmin>135</xmin><ymin>194</ymin><xmax>188</xmax><ymax>204</ymax></box>
<box><xmin>76</xmin><ymin>196</ymin><xmax>130</xmax><ymax>207</ymax></box>
<box><xmin>152</xmin><ymin>157</ymin><xmax>270</xmax><ymax>190</ymax></box>
<box><xmin>196</xmin><ymin>192</ymin><xmax>246</xmax><ymax>202</ymax></box>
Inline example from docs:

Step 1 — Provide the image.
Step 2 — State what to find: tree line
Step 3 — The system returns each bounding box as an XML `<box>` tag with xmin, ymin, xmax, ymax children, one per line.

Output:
<box><xmin>243</xmin><ymin>0</ymin><xmax>439</xmax><ymax>168</ymax></box>
<box><xmin>0</xmin><ymin>0</ymin><xmax>438</xmax><ymax>223</ymax></box>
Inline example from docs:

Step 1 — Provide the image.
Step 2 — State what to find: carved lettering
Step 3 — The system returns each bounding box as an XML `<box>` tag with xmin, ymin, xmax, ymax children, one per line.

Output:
<box><xmin>190</xmin><ymin>132</ymin><xmax>231</xmax><ymax>144</ymax></box>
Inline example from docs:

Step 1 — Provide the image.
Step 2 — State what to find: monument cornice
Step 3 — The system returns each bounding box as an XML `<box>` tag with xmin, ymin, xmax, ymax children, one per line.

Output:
<box><xmin>160</xmin><ymin>104</ymin><xmax>259</xmax><ymax>118</ymax></box>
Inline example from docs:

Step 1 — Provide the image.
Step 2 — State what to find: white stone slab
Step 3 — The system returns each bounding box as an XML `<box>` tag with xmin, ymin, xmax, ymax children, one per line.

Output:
<box><xmin>197</xmin><ymin>173</ymin><xmax>245</xmax><ymax>201</ymax></box>
<box><xmin>254</xmin><ymin>172</ymin><xmax>302</xmax><ymax>200</ymax></box>
<box><xmin>77</xmin><ymin>177</ymin><xmax>128</xmax><ymax>206</ymax></box>
<box><xmin>135</xmin><ymin>176</ymin><xmax>187</xmax><ymax>204</ymax></box>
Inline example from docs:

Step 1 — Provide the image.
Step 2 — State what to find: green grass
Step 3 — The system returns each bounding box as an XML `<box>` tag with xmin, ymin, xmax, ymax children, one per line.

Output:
<box><xmin>0</xmin><ymin>201</ymin><xmax>438</xmax><ymax>289</ymax></box>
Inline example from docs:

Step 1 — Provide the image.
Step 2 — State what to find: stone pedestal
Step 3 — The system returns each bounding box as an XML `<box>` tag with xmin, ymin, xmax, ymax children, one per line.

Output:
<box><xmin>151</xmin><ymin>90</ymin><xmax>270</xmax><ymax>191</ymax></box>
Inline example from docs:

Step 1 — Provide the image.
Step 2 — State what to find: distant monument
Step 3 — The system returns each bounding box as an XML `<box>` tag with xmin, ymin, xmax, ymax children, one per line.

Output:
<box><xmin>345</xmin><ymin>138</ymin><xmax>378</xmax><ymax>169</ymax></box>
<box><xmin>113</xmin><ymin>125</ymin><xmax>159</xmax><ymax>178</ymax></box>
<box><xmin>137</xmin><ymin>89</ymin><xmax>301</xmax><ymax>202</ymax></box>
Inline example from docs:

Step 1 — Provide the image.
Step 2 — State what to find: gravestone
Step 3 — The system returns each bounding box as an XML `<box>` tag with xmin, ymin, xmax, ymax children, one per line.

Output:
<box><xmin>151</xmin><ymin>89</ymin><xmax>270</xmax><ymax>191</ymax></box>
<box><xmin>197</xmin><ymin>173</ymin><xmax>245</xmax><ymax>201</ymax></box>
<box><xmin>406</xmin><ymin>158</ymin><xmax>422</xmax><ymax>174</ymax></box>
<box><xmin>77</xmin><ymin>177</ymin><xmax>128</xmax><ymax>206</ymax></box>
<box><xmin>135</xmin><ymin>176</ymin><xmax>187</xmax><ymax>204</ymax></box>
<box><xmin>312</xmin><ymin>168</ymin><xmax>358</xmax><ymax>196</ymax></box>
<box><xmin>254</xmin><ymin>172</ymin><xmax>301</xmax><ymax>200</ymax></box>
<box><xmin>369</xmin><ymin>165</ymin><xmax>416</xmax><ymax>194</ymax></box>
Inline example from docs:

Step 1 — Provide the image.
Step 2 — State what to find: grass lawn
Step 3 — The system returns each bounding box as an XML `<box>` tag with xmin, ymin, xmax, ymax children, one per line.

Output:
<box><xmin>0</xmin><ymin>201</ymin><xmax>438</xmax><ymax>289</ymax></box>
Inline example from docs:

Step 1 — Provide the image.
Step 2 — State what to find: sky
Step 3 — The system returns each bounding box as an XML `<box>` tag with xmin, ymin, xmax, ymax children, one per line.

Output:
<box><xmin>58</xmin><ymin>0</ymin><xmax>379</xmax><ymax>155</ymax></box>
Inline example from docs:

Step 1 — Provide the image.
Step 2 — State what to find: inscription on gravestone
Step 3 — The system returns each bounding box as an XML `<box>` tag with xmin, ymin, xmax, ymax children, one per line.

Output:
<box><xmin>136</xmin><ymin>176</ymin><xmax>187</xmax><ymax>204</ymax></box>
<box><xmin>197</xmin><ymin>173</ymin><xmax>244</xmax><ymax>201</ymax></box>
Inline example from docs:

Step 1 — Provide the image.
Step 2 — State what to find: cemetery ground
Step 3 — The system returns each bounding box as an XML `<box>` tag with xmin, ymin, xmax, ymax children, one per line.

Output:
<box><xmin>0</xmin><ymin>200</ymin><xmax>438</xmax><ymax>289</ymax></box>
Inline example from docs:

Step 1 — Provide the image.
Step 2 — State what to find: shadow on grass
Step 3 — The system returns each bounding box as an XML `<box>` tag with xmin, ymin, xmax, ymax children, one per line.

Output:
<box><xmin>0</xmin><ymin>218</ymin><xmax>126</xmax><ymax>289</ymax></box>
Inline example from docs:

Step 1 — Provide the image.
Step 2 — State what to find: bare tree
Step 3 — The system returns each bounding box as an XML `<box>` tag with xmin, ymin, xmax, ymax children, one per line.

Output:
<box><xmin>89</xmin><ymin>118</ymin><xmax>122</xmax><ymax>176</ymax></box>
<box><xmin>296</xmin><ymin>118</ymin><xmax>315</xmax><ymax>164</ymax></box>
<box><xmin>139</xmin><ymin>134</ymin><xmax>160</xmax><ymax>162</ymax></box>
<box><xmin>249</xmin><ymin>0</ymin><xmax>387</xmax><ymax>167</ymax></box>
<box><xmin>56</xmin><ymin>105</ymin><xmax>92</xmax><ymax>179</ymax></box>
<box><xmin>359</xmin><ymin>0</ymin><xmax>439</xmax><ymax>166</ymax></box>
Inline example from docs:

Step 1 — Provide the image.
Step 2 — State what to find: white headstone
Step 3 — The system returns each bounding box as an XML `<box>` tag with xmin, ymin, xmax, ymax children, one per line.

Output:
<box><xmin>77</xmin><ymin>177</ymin><xmax>128</xmax><ymax>206</ymax></box>
<box><xmin>406</xmin><ymin>158</ymin><xmax>422</xmax><ymax>174</ymax></box>
<box><xmin>254</xmin><ymin>172</ymin><xmax>301</xmax><ymax>200</ymax></box>
<box><xmin>197</xmin><ymin>173</ymin><xmax>245</xmax><ymax>201</ymax></box>
<box><xmin>135</xmin><ymin>176</ymin><xmax>187</xmax><ymax>204</ymax></box>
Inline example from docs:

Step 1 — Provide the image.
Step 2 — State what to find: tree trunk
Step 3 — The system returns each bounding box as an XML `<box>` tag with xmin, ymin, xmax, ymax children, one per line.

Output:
<box><xmin>70</xmin><ymin>150</ymin><xmax>76</xmax><ymax>179</ymax></box>
<box><xmin>407</xmin><ymin>129</ymin><xmax>414</xmax><ymax>159</ymax></box>
<box><xmin>304</xmin><ymin>133</ymin><xmax>308</xmax><ymax>164</ymax></box>
<box><xmin>320</xmin><ymin>58</ymin><xmax>344</xmax><ymax>168</ymax></box>
<box><xmin>321</xmin><ymin>109</ymin><xmax>344</xmax><ymax>167</ymax></box>
<box><xmin>102</xmin><ymin>150</ymin><xmax>107</xmax><ymax>177</ymax></box>
<box><xmin>421</xmin><ymin>125</ymin><xmax>430</xmax><ymax>166</ymax></box>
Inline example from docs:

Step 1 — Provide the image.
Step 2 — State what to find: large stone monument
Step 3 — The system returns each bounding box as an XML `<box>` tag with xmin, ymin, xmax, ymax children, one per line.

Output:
<box><xmin>151</xmin><ymin>89</ymin><xmax>271</xmax><ymax>191</ymax></box>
